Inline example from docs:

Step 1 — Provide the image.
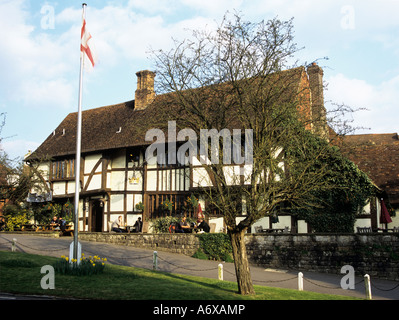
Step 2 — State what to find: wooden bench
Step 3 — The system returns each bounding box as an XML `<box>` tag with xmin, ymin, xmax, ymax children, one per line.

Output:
<box><xmin>357</xmin><ymin>227</ymin><xmax>372</xmax><ymax>233</ymax></box>
<box><xmin>59</xmin><ymin>225</ymin><xmax>74</xmax><ymax>236</ymax></box>
<box><xmin>21</xmin><ymin>224</ymin><xmax>39</xmax><ymax>232</ymax></box>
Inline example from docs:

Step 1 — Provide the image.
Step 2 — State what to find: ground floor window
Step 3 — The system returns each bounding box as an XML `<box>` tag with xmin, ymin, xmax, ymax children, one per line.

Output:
<box><xmin>148</xmin><ymin>193</ymin><xmax>195</xmax><ymax>219</ymax></box>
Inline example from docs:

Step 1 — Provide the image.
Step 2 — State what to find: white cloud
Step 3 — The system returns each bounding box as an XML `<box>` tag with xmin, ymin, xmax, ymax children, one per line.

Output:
<box><xmin>325</xmin><ymin>73</ymin><xmax>399</xmax><ymax>134</ymax></box>
<box><xmin>0</xmin><ymin>1</ymin><xmax>78</xmax><ymax>110</ymax></box>
<box><xmin>2</xmin><ymin>139</ymin><xmax>40</xmax><ymax>161</ymax></box>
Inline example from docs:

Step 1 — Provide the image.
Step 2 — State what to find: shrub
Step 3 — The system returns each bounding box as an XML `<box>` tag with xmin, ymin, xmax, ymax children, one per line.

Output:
<box><xmin>196</xmin><ymin>233</ymin><xmax>233</xmax><ymax>262</ymax></box>
<box><xmin>151</xmin><ymin>216</ymin><xmax>196</xmax><ymax>233</ymax></box>
<box><xmin>3</xmin><ymin>205</ymin><xmax>30</xmax><ymax>231</ymax></box>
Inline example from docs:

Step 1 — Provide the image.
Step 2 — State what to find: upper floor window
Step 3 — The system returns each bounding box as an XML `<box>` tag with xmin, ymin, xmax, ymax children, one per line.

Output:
<box><xmin>51</xmin><ymin>159</ymin><xmax>75</xmax><ymax>180</ymax></box>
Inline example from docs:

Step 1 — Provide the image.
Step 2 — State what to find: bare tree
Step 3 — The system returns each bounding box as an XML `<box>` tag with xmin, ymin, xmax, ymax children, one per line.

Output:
<box><xmin>151</xmin><ymin>13</ymin><xmax>345</xmax><ymax>295</ymax></box>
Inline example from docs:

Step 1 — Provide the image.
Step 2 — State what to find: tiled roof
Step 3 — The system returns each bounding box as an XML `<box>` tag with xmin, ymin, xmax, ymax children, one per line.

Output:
<box><xmin>28</xmin><ymin>67</ymin><xmax>307</xmax><ymax>160</ymax></box>
<box><xmin>340</xmin><ymin>133</ymin><xmax>399</xmax><ymax>206</ymax></box>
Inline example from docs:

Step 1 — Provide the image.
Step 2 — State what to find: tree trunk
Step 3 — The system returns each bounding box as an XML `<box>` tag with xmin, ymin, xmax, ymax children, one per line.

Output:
<box><xmin>229</xmin><ymin>228</ymin><xmax>255</xmax><ymax>295</ymax></box>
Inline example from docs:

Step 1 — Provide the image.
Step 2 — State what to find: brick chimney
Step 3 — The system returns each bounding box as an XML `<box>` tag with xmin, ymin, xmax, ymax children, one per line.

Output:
<box><xmin>135</xmin><ymin>70</ymin><xmax>155</xmax><ymax>110</ymax></box>
<box><xmin>307</xmin><ymin>62</ymin><xmax>329</xmax><ymax>140</ymax></box>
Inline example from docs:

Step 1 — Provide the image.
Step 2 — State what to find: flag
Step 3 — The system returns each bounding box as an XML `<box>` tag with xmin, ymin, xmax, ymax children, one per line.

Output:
<box><xmin>80</xmin><ymin>19</ymin><xmax>96</xmax><ymax>68</ymax></box>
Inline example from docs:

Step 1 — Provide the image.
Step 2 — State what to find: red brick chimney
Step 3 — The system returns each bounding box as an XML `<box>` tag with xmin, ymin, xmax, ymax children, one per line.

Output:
<box><xmin>135</xmin><ymin>70</ymin><xmax>155</xmax><ymax>110</ymax></box>
<box><xmin>307</xmin><ymin>63</ymin><xmax>328</xmax><ymax>140</ymax></box>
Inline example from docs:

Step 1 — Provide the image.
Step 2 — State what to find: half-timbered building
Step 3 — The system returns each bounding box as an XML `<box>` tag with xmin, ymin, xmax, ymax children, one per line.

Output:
<box><xmin>27</xmin><ymin>63</ymin><xmax>397</xmax><ymax>233</ymax></box>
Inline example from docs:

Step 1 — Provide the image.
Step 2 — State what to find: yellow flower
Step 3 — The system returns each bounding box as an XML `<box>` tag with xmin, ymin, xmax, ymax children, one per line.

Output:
<box><xmin>103</xmin><ymin>258</ymin><xmax>107</xmax><ymax>261</ymax></box>
<box><xmin>92</xmin><ymin>263</ymin><xmax>95</xmax><ymax>267</ymax></box>
<box><xmin>65</xmin><ymin>257</ymin><xmax>69</xmax><ymax>261</ymax></box>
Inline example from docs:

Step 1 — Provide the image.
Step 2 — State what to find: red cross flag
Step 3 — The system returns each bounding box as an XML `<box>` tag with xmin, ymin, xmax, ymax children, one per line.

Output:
<box><xmin>80</xmin><ymin>18</ymin><xmax>96</xmax><ymax>68</ymax></box>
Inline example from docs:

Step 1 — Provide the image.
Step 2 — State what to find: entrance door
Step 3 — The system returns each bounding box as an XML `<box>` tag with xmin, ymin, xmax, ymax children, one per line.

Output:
<box><xmin>91</xmin><ymin>200</ymin><xmax>104</xmax><ymax>232</ymax></box>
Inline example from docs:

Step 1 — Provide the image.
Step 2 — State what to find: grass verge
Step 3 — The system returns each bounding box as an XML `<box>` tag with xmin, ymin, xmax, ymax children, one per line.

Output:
<box><xmin>0</xmin><ymin>251</ymin><xmax>360</xmax><ymax>300</ymax></box>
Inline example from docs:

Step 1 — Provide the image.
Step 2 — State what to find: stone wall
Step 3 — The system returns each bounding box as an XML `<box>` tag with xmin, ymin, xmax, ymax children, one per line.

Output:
<box><xmin>78</xmin><ymin>232</ymin><xmax>399</xmax><ymax>280</ymax></box>
<box><xmin>78</xmin><ymin>232</ymin><xmax>200</xmax><ymax>256</ymax></box>
<box><xmin>245</xmin><ymin>233</ymin><xmax>399</xmax><ymax>280</ymax></box>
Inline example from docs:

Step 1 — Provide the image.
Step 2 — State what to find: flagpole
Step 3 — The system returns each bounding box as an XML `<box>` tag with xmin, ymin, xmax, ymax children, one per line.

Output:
<box><xmin>73</xmin><ymin>3</ymin><xmax>87</xmax><ymax>261</ymax></box>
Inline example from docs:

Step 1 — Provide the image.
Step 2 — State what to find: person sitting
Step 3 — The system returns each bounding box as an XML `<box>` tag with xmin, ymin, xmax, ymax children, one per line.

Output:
<box><xmin>197</xmin><ymin>218</ymin><xmax>210</xmax><ymax>233</ymax></box>
<box><xmin>59</xmin><ymin>217</ymin><xmax>66</xmax><ymax>232</ymax></box>
<box><xmin>133</xmin><ymin>217</ymin><xmax>142</xmax><ymax>232</ymax></box>
<box><xmin>179</xmin><ymin>216</ymin><xmax>191</xmax><ymax>233</ymax></box>
<box><xmin>111</xmin><ymin>216</ymin><xmax>126</xmax><ymax>233</ymax></box>
<box><xmin>50</xmin><ymin>216</ymin><xmax>60</xmax><ymax>230</ymax></box>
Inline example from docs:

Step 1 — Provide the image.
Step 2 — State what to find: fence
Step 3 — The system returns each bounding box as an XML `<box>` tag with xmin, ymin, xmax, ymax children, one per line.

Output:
<box><xmin>1</xmin><ymin>235</ymin><xmax>399</xmax><ymax>300</ymax></box>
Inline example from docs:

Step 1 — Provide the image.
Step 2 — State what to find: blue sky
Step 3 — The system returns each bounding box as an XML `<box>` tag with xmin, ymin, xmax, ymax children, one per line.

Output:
<box><xmin>1</xmin><ymin>0</ymin><xmax>399</xmax><ymax>162</ymax></box>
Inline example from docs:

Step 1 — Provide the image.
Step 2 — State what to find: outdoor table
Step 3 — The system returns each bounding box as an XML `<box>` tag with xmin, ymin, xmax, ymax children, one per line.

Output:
<box><xmin>21</xmin><ymin>224</ymin><xmax>37</xmax><ymax>231</ymax></box>
<box><xmin>191</xmin><ymin>227</ymin><xmax>203</xmax><ymax>233</ymax></box>
<box><xmin>262</xmin><ymin>228</ymin><xmax>285</xmax><ymax>233</ymax></box>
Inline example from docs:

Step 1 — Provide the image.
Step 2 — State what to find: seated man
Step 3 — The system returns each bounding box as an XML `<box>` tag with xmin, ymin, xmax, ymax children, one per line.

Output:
<box><xmin>58</xmin><ymin>217</ymin><xmax>66</xmax><ymax>232</ymax></box>
<box><xmin>50</xmin><ymin>216</ymin><xmax>60</xmax><ymax>230</ymax></box>
<box><xmin>133</xmin><ymin>217</ymin><xmax>143</xmax><ymax>232</ymax></box>
<box><xmin>179</xmin><ymin>216</ymin><xmax>191</xmax><ymax>233</ymax></box>
<box><xmin>197</xmin><ymin>218</ymin><xmax>210</xmax><ymax>233</ymax></box>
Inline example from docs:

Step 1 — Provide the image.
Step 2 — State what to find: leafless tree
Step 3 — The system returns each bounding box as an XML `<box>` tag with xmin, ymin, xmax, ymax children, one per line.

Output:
<box><xmin>151</xmin><ymin>13</ymin><xmax>345</xmax><ymax>295</ymax></box>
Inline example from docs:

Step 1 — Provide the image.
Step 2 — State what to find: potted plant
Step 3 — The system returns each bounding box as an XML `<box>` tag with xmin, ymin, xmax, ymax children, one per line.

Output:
<box><xmin>135</xmin><ymin>201</ymin><xmax>144</xmax><ymax>212</ymax></box>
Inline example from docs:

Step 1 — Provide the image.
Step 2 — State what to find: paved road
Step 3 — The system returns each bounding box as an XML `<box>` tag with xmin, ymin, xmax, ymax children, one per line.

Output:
<box><xmin>1</xmin><ymin>233</ymin><xmax>398</xmax><ymax>300</ymax></box>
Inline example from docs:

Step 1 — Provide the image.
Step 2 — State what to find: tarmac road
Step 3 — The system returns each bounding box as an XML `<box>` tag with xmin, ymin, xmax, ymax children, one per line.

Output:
<box><xmin>1</xmin><ymin>233</ymin><xmax>398</xmax><ymax>301</ymax></box>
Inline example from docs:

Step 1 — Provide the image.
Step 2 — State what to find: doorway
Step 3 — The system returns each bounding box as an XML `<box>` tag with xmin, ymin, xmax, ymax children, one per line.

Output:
<box><xmin>90</xmin><ymin>200</ymin><xmax>104</xmax><ymax>232</ymax></box>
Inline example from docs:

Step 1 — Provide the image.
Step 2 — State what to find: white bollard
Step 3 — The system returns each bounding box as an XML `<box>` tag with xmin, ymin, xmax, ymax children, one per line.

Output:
<box><xmin>298</xmin><ymin>272</ymin><xmax>304</xmax><ymax>291</ymax></box>
<box><xmin>218</xmin><ymin>263</ymin><xmax>223</xmax><ymax>281</ymax></box>
<box><xmin>11</xmin><ymin>238</ymin><xmax>17</xmax><ymax>252</ymax></box>
<box><xmin>364</xmin><ymin>274</ymin><xmax>372</xmax><ymax>300</ymax></box>
<box><xmin>153</xmin><ymin>251</ymin><xmax>158</xmax><ymax>270</ymax></box>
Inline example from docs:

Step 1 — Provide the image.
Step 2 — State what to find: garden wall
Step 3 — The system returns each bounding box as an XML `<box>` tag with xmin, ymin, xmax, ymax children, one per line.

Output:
<box><xmin>79</xmin><ymin>232</ymin><xmax>200</xmax><ymax>256</ymax></box>
<box><xmin>245</xmin><ymin>233</ymin><xmax>399</xmax><ymax>280</ymax></box>
<box><xmin>78</xmin><ymin>232</ymin><xmax>399</xmax><ymax>280</ymax></box>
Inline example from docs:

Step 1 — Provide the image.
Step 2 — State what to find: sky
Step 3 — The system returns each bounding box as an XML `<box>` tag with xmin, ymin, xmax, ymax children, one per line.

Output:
<box><xmin>1</xmin><ymin>0</ymin><xmax>399</xmax><ymax>162</ymax></box>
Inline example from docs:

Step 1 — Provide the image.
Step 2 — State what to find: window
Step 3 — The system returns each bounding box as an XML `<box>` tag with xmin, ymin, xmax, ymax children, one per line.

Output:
<box><xmin>51</xmin><ymin>159</ymin><xmax>75</xmax><ymax>179</ymax></box>
<box><xmin>148</xmin><ymin>193</ymin><xmax>191</xmax><ymax>219</ymax></box>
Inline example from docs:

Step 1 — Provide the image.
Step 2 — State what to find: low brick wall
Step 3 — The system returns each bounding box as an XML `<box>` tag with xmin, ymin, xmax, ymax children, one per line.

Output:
<box><xmin>78</xmin><ymin>232</ymin><xmax>399</xmax><ymax>280</ymax></box>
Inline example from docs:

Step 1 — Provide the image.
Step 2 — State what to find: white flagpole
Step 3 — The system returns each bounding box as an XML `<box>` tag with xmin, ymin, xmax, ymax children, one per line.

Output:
<box><xmin>73</xmin><ymin>3</ymin><xmax>87</xmax><ymax>261</ymax></box>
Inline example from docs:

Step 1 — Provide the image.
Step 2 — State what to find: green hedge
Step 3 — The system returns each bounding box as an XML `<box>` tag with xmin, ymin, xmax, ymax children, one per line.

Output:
<box><xmin>193</xmin><ymin>233</ymin><xmax>233</xmax><ymax>262</ymax></box>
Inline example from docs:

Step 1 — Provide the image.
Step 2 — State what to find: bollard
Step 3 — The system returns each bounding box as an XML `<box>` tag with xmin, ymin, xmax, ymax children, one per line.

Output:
<box><xmin>69</xmin><ymin>241</ymin><xmax>82</xmax><ymax>264</ymax></box>
<box><xmin>364</xmin><ymin>274</ymin><xmax>372</xmax><ymax>300</ymax></box>
<box><xmin>298</xmin><ymin>272</ymin><xmax>304</xmax><ymax>291</ymax></box>
<box><xmin>153</xmin><ymin>251</ymin><xmax>158</xmax><ymax>270</ymax></box>
<box><xmin>11</xmin><ymin>238</ymin><xmax>17</xmax><ymax>252</ymax></box>
<box><xmin>218</xmin><ymin>263</ymin><xmax>223</xmax><ymax>281</ymax></box>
